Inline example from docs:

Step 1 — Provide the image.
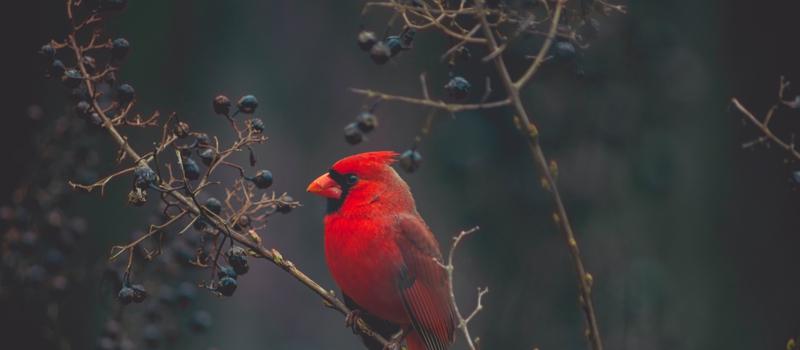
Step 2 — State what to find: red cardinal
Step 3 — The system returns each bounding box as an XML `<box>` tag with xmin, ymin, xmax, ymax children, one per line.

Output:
<box><xmin>307</xmin><ymin>151</ymin><xmax>455</xmax><ymax>350</ymax></box>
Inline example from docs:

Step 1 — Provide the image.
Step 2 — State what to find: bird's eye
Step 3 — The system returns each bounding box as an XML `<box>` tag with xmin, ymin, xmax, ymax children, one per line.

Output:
<box><xmin>346</xmin><ymin>174</ymin><xmax>358</xmax><ymax>185</ymax></box>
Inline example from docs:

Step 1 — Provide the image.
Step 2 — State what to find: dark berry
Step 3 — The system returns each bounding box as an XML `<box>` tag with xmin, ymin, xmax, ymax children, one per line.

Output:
<box><xmin>98</xmin><ymin>0</ymin><xmax>127</xmax><ymax>11</ymax></box>
<box><xmin>133</xmin><ymin>165</ymin><xmax>157</xmax><ymax>189</ymax></box>
<box><xmin>116</xmin><ymin>84</ymin><xmax>135</xmax><ymax>105</ymax></box>
<box><xmin>70</xmin><ymin>85</ymin><xmax>90</xmax><ymax>102</ymax></box>
<box><xmin>171</xmin><ymin>241</ymin><xmax>195</xmax><ymax>264</ymax></box>
<box><xmin>44</xmin><ymin>248</ymin><xmax>65</xmax><ymax>271</ymax></box>
<box><xmin>204</xmin><ymin>197</ymin><xmax>222</xmax><ymax>215</ymax></box>
<box><xmin>249</xmin><ymin>118</ymin><xmax>265</xmax><ymax>133</ymax></box>
<box><xmin>25</xmin><ymin>265</ymin><xmax>47</xmax><ymax>286</ymax></box>
<box><xmin>173</xmin><ymin>121</ymin><xmax>190</xmax><ymax>138</ymax></box>
<box><xmin>226</xmin><ymin>246</ymin><xmax>249</xmax><ymax>275</ymax></box>
<box><xmin>158</xmin><ymin>286</ymin><xmax>176</xmax><ymax>305</ymax></box>
<box><xmin>111</xmin><ymin>38</ymin><xmax>130</xmax><ymax>61</ymax></box>
<box><xmin>97</xmin><ymin>337</ymin><xmax>115</xmax><ymax>350</ymax></box>
<box><xmin>88</xmin><ymin>112</ymin><xmax>103</xmax><ymax>126</ymax></box>
<box><xmin>130</xmin><ymin>284</ymin><xmax>147</xmax><ymax>303</ymax></box>
<box><xmin>145</xmin><ymin>304</ymin><xmax>162</xmax><ymax>323</ymax></box>
<box><xmin>356</xmin><ymin>112</ymin><xmax>378</xmax><ymax>132</ymax></box>
<box><xmin>234</xmin><ymin>215</ymin><xmax>251</xmax><ymax>229</ymax></box>
<box><xmin>213</xmin><ymin>95</ymin><xmax>231</xmax><ymax>115</ymax></box>
<box><xmin>444</xmin><ymin>76</ymin><xmax>470</xmax><ymax>100</ymax></box>
<box><xmin>142</xmin><ymin>324</ymin><xmax>161</xmax><ymax>348</ymax></box>
<box><xmin>216</xmin><ymin>276</ymin><xmax>238</xmax><ymax>296</ymax></box>
<box><xmin>217</xmin><ymin>266</ymin><xmax>237</xmax><ymax>279</ymax></box>
<box><xmin>195</xmin><ymin>133</ymin><xmax>211</xmax><ymax>146</ymax></box>
<box><xmin>102</xmin><ymin>319</ymin><xmax>122</xmax><ymax>339</ymax></box>
<box><xmin>344</xmin><ymin>123</ymin><xmax>364</xmax><ymax>145</ymax></box>
<box><xmin>63</xmin><ymin>69</ymin><xmax>83</xmax><ymax>88</ymax></box>
<box><xmin>276</xmin><ymin>195</ymin><xmax>293</xmax><ymax>214</ymax></box>
<box><xmin>237</xmin><ymin>95</ymin><xmax>258</xmax><ymax>114</ymax></box>
<box><xmin>369</xmin><ymin>42</ymin><xmax>392</xmax><ymax>65</ymax></box>
<box><xmin>198</xmin><ymin>148</ymin><xmax>215</xmax><ymax>166</ymax></box>
<box><xmin>357</xmin><ymin>30</ymin><xmax>378</xmax><ymax>51</ymax></box>
<box><xmin>20</xmin><ymin>231</ymin><xmax>38</xmax><ymax>252</ymax></box>
<box><xmin>231</xmin><ymin>258</ymin><xmax>249</xmax><ymax>275</ymax></box>
<box><xmin>553</xmin><ymin>41</ymin><xmax>577</xmax><ymax>62</ymax></box>
<box><xmin>50</xmin><ymin>60</ymin><xmax>66</xmax><ymax>77</ymax></box>
<box><xmin>385</xmin><ymin>36</ymin><xmax>404</xmax><ymax>56</ymax></box>
<box><xmin>182</xmin><ymin>157</ymin><xmax>201</xmax><ymax>180</ymax></box>
<box><xmin>249</xmin><ymin>170</ymin><xmax>273</xmax><ymax>189</ymax></box>
<box><xmin>399</xmin><ymin>149</ymin><xmax>423</xmax><ymax>173</ymax></box>
<box><xmin>118</xmin><ymin>286</ymin><xmax>135</xmax><ymax>305</ymax></box>
<box><xmin>176</xmin><ymin>282</ymin><xmax>196</xmax><ymax>306</ymax></box>
<box><xmin>50</xmin><ymin>275</ymin><xmax>69</xmax><ymax>295</ymax></box>
<box><xmin>39</xmin><ymin>44</ymin><xmax>56</xmax><ymax>61</ymax></box>
<box><xmin>190</xmin><ymin>310</ymin><xmax>213</xmax><ymax>333</ymax></box>
<box><xmin>75</xmin><ymin>101</ymin><xmax>92</xmax><ymax>116</ymax></box>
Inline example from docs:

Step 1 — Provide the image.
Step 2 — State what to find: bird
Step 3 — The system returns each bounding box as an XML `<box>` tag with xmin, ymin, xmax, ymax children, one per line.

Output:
<box><xmin>307</xmin><ymin>151</ymin><xmax>455</xmax><ymax>350</ymax></box>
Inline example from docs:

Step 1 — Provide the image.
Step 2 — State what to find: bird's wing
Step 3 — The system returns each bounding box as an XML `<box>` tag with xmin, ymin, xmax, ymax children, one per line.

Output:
<box><xmin>393</xmin><ymin>213</ymin><xmax>455</xmax><ymax>350</ymax></box>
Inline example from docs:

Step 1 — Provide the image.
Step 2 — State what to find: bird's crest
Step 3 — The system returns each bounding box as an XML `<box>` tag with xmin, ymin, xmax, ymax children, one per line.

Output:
<box><xmin>331</xmin><ymin>151</ymin><xmax>398</xmax><ymax>174</ymax></box>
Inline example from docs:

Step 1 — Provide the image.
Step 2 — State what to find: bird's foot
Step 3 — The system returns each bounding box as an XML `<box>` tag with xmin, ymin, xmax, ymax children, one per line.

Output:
<box><xmin>382</xmin><ymin>328</ymin><xmax>409</xmax><ymax>350</ymax></box>
<box><xmin>344</xmin><ymin>309</ymin><xmax>363</xmax><ymax>333</ymax></box>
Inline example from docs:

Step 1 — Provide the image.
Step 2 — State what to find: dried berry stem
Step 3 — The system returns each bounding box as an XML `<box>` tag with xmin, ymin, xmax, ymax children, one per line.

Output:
<box><xmin>354</xmin><ymin>0</ymin><xmax>613</xmax><ymax>349</ymax></box>
<box><xmin>61</xmin><ymin>2</ymin><xmax>389</xmax><ymax>346</ymax></box>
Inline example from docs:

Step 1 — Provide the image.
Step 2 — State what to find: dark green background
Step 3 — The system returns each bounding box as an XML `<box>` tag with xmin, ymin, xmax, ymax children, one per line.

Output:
<box><xmin>5</xmin><ymin>1</ymin><xmax>800</xmax><ymax>349</ymax></box>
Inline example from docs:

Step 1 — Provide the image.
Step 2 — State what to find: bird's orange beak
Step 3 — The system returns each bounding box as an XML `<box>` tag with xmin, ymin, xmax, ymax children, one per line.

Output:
<box><xmin>306</xmin><ymin>173</ymin><xmax>342</xmax><ymax>199</ymax></box>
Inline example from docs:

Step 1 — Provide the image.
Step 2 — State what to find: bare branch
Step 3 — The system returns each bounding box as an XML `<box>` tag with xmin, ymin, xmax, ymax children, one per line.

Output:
<box><xmin>351</xmin><ymin>88</ymin><xmax>511</xmax><ymax>112</ymax></box>
<box><xmin>732</xmin><ymin>97</ymin><xmax>800</xmax><ymax>162</ymax></box>
<box><xmin>435</xmin><ymin>226</ymin><xmax>485</xmax><ymax>350</ymax></box>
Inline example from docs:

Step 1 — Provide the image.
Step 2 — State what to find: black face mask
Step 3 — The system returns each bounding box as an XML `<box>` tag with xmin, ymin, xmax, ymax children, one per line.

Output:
<box><xmin>325</xmin><ymin>169</ymin><xmax>358</xmax><ymax>214</ymax></box>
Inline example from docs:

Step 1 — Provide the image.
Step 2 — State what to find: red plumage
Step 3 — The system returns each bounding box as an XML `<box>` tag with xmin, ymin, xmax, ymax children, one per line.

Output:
<box><xmin>307</xmin><ymin>151</ymin><xmax>455</xmax><ymax>350</ymax></box>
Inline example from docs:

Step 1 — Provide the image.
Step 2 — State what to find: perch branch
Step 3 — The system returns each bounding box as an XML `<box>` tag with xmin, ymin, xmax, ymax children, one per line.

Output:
<box><xmin>63</xmin><ymin>4</ymin><xmax>389</xmax><ymax>347</ymax></box>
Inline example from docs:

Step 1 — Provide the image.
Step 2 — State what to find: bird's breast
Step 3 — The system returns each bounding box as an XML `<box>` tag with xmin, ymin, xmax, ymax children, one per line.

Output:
<box><xmin>324</xmin><ymin>214</ymin><xmax>408</xmax><ymax>324</ymax></box>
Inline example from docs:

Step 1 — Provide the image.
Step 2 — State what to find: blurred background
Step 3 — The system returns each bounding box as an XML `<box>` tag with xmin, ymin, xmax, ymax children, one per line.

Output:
<box><xmin>3</xmin><ymin>1</ymin><xmax>800</xmax><ymax>349</ymax></box>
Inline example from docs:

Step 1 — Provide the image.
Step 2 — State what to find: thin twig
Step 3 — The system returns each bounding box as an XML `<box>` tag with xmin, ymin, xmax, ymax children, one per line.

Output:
<box><xmin>732</xmin><ymin>97</ymin><xmax>800</xmax><ymax>161</ymax></box>
<box><xmin>475</xmin><ymin>2</ymin><xmax>603</xmax><ymax>350</ymax></box>
<box><xmin>351</xmin><ymin>88</ymin><xmax>511</xmax><ymax>112</ymax></box>
<box><xmin>435</xmin><ymin>226</ymin><xmax>485</xmax><ymax>350</ymax></box>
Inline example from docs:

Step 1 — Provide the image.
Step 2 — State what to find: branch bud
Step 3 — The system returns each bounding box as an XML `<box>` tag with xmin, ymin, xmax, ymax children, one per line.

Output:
<box><xmin>527</xmin><ymin>123</ymin><xmax>539</xmax><ymax>140</ymax></box>
<box><xmin>540</xmin><ymin>177</ymin><xmax>551</xmax><ymax>191</ymax></box>
<box><xmin>548</xmin><ymin>160</ymin><xmax>559</xmax><ymax>180</ymax></box>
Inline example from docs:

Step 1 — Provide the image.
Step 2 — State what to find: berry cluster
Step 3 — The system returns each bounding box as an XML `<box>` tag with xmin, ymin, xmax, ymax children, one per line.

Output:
<box><xmin>398</xmin><ymin>149</ymin><xmax>423</xmax><ymax>173</ymax></box>
<box><xmin>98</xmin><ymin>205</ymin><xmax>228</xmax><ymax>349</ymax></box>
<box><xmin>38</xmin><ymin>2</ymin><xmax>304</xmax><ymax>348</ymax></box>
<box><xmin>344</xmin><ymin>109</ymin><xmax>379</xmax><ymax>145</ymax></box>
<box><xmin>357</xmin><ymin>27</ymin><xmax>416</xmax><ymax>65</ymax></box>
<box><xmin>348</xmin><ymin>1</ymin><xmax>625</xmax><ymax>349</ymax></box>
